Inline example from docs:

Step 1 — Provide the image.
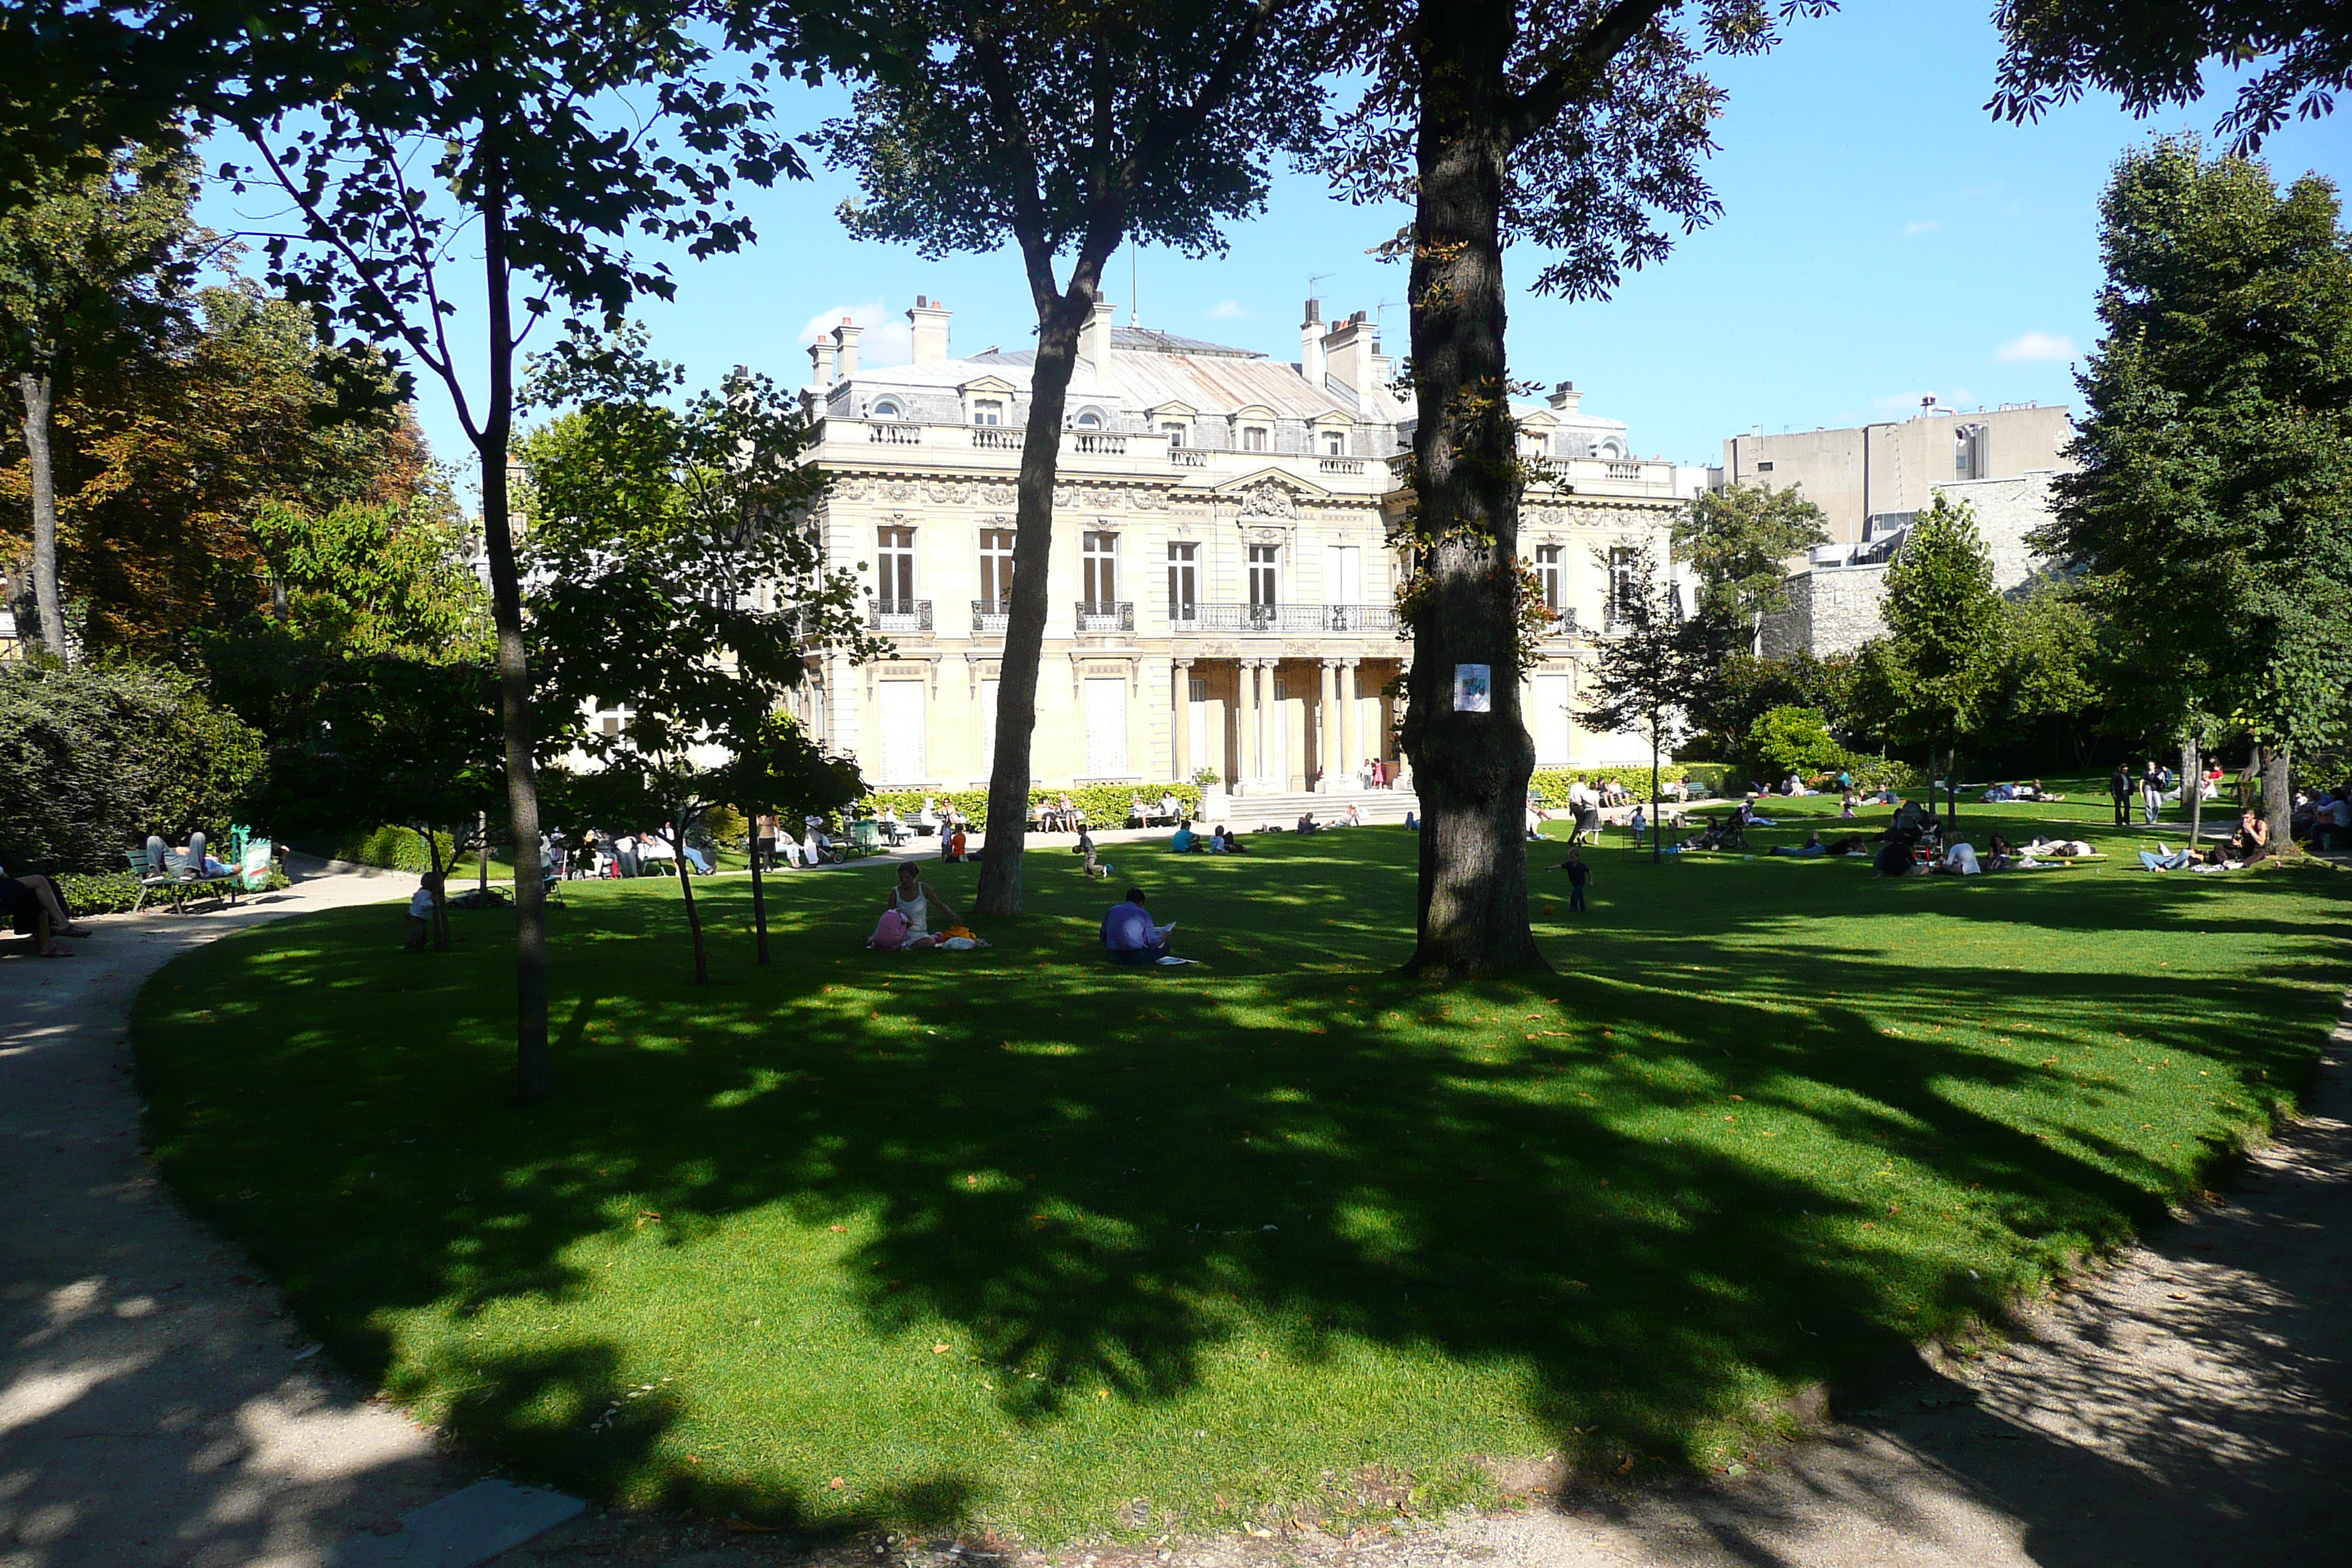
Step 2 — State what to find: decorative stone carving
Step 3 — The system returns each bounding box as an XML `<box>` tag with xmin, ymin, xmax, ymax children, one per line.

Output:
<box><xmin>1237</xmin><ymin>480</ymin><xmax>1300</xmax><ymax>520</ymax></box>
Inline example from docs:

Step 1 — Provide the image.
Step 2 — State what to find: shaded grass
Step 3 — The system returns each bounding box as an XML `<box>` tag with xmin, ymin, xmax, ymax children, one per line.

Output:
<box><xmin>134</xmin><ymin>811</ymin><xmax>2347</xmax><ymax>1542</ymax></box>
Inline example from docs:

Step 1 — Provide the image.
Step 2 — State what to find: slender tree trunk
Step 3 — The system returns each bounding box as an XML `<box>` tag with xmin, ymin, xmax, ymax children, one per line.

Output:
<box><xmin>424</xmin><ymin>825</ymin><xmax>451</xmax><ymax>950</ymax></box>
<box><xmin>975</xmin><ymin>279</ymin><xmax>1098</xmax><ymax>919</ymax></box>
<box><xmin>747</xmin><ymin>802</ymin><xmax>771</xmax><ymax>965</ymax></box>
<box><xmin>1397</xmin><ymin>7</ymin><xmax>1542</xmax><ymax>979</ymax></box>
<box><xmin>671</xmin><ymin>828</ymin><xmax>708</xmax><ymax>984</ymax></box>
<box><xmin>18</xmin><ymin>369</ymin><xmax>67</xmax><ymax>661</ymax></box>
<box><xmin>2261</xmin><ymin>742</ymin><xmax>2291</xmax><ymax>850</ymax></box>
<box><xmin>478</xmin><ymin>808</ymin><xmax>491</xmax><ymax>899</ymax></box>
<box><xmin>1650</xmin><ymin>727</ymin><xmax>1662</xmax><ymax>864</ymax></box>
<box><xmin>476</xmin><ymin>191</ymin><xmax>551</xmax><ymax>1102</ymax></box>
<box><xmin>2182</xmin><ymin>738</ymin><xmax>2202</xmax><ymax>851</ymax></box>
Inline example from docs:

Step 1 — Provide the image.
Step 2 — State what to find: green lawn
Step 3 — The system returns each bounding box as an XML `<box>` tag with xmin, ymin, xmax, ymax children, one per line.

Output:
<box><xmin>135</xmin><ymin>794</ymin><xmax>2346</xmax><ymax>1542</ymax></box>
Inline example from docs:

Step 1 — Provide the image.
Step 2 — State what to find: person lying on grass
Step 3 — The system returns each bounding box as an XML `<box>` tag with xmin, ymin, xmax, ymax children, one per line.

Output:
<box><xmin>1768</xmin><ymin>830</ymin><xmax>1826</xmax><ymax>857</ymax></box>
<box><xmin>870</xmin><ymin>862</ymin><xmax>966</xmax><ymax>951</ymax></box>
<box><xmin>1101</xmin><ymin>886</ymin><xmax>1192</xmax><ymax>966</ymax></box>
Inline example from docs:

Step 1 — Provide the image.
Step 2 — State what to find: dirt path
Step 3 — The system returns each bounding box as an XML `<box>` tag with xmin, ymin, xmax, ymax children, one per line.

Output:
<box><xmin>0</xmin><ymin>865</ymin><xmax>469</xmax><ymax>1568</ymax></box>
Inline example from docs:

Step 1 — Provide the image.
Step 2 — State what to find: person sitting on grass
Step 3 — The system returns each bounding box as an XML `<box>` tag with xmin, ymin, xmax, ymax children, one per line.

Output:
<box><xmin>1101</xmin><ymin>886</ymin><xmax>1188</xmax><ymax>965</ymax></box>
<box><xmin>1839</xmin><ymin>788</ymin><xmax>1860</xmax><ymax>818</ymax></box>
<box><xmin>2227</xmin><ymin>810</ymin><xmax>2271</xmax><ymax>864</ymax></box>
<box><xmin>1769</xmin><ymin>829</ymin><xmax>1826</xmax><ymax>857</ymax></box>
<box><xmin>1213</xmin><ymin>824</ymin><xmax>1246</xmax><ymax>853</ymax></box>
<box><xmin>1170</xmin><ymin>819</ymin><xmax>1202</xmax><ymax>853</ymax></box>
<box><xmin>870</xmin><ymin>861</ymin><xmax>964</xmax><ymax>950</ymax></box>
<box><xmin>1</xmin><ymin>860</ymin><xmax>90</xmax><ymax>956</ymax></box>
<box><xmin>403</xmin><ymin>871</ymin><xmax>444</xmax><ymax>951</ymax></box>
<box><xmin>1986</xmin><ymin>832</ymin><xmax>2019</xmax><ymax>870</ymax></box>
<box><xmin>1297</xmin><ymin>810</ymin><xmax>1322</xmax><ymax>834</ymax></box>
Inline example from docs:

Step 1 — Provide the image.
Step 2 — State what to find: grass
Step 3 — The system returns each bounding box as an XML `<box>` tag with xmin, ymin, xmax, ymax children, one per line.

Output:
<box><xmin>133</xmin><ymin>784</ymin><xmax>2347</xmax><ymax>1543</ymax></box>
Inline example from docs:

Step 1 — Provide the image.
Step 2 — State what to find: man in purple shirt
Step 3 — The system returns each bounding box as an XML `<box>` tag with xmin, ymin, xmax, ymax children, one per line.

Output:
<box><xmin>1101</xmin><ymin>886</ymin><xmax>1178</xmax><ymax>965</ymax></box>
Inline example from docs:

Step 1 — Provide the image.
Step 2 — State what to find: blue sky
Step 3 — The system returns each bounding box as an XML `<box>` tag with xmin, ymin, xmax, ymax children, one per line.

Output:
<box><xmin>198</xmin><ymin>0</ymin><xmax>2351</xmax><ymax>481</ymax></box>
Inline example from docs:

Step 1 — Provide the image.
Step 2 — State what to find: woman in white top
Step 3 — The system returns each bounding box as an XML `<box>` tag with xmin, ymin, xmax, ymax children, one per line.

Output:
<box><xmin>881</xmin><ymin>861</ymin><xmax>962</xmax><ymax>946</ymax></box>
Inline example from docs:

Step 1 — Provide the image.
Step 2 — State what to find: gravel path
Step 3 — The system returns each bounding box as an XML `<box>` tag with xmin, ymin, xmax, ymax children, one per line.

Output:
<box><xmin>0</xmin><ymin>864</ymin><xmax>467</xmax><ymax>1568</ymax></box>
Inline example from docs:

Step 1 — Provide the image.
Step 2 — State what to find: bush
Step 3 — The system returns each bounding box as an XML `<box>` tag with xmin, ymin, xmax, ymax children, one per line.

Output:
<box><xmin>43</xmin><ymin>864</ymin><xmax>290</xmax><ymax>919</ymax></box>
<box><xmin>1748</xmin><ymin>706</ymin><xmax>1847</xmax><ymax>781</ymax></box>
<box><xmin>0</xmin><ymin>660</ymin><xmax>265</xmax><ymax>874</ymax></box>
<box><xmin>296</xmin><ymin>823</ymin><xmax>459</xmax><ymax>873</ymax></box>
<box><xmin>850</xmin><ymin>783</ymin><xmax>1205</xmax><ymax>832</ymax></box>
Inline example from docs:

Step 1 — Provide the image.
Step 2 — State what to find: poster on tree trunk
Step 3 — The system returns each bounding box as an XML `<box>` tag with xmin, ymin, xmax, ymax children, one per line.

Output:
<box><xmin>1452</xmin><ymin>664</ymin><xmax>1491</xmax><ymax>713</ymax></box>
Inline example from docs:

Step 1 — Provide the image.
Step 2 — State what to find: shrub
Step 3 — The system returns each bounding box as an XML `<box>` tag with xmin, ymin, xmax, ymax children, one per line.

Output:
<box><xmin>293</xmin><ymin>824</ymin><xmax>459</xmax><ymax>873</ymax></box>
<box><xmin>0</xmin><ymin>660</ymin><xmax>265</xmax><ymax>874</ymax></box>
<box><xmin>1748</xmin><ymin>706</ymin><xmax>1847</xmax><ymax>781</ymax></box>
<box><xmin>45</xmin><ymin>864</ymin><xmax>290</xmax><ymax>919</ymax></box>
<box><xmin>849</xmin><ymin>783</ymin><xmax>1205</xmax><ymax>832</ymax></box>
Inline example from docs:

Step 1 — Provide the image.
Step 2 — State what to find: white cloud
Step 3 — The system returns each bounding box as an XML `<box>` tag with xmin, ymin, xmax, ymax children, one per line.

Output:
<box><xmin>1995</xmin><ymin>331</ymin><xmax>2076</xmax><ymax>363</ymax></box>
<box><xmin>1902</xmin><ymin>220</ymin><xmax>1941</xmax><ymax>236</ymax></box>
<box><xmin>1207</xmin><ymin>299</ymin><xmax>1249</xmax><ymax>320</ymax></box>
<box><xmin>797</xmin><ymin>300</ymin><xmax>913</xmax><ymax>366</ymax></box>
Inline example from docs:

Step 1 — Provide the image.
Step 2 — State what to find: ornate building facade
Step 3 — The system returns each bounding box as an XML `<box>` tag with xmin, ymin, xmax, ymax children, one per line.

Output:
<box><xmin>788</xmin><ymin>295</ymin><xmax>1703</xmax><ymax>794</ymax></box>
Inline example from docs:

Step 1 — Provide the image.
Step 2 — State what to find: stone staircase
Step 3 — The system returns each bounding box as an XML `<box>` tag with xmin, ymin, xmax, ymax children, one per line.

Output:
<box><xmin>1198</xmin><ymin>786</ymin><xmax>1421</xmax><ymax>832</ymax></box>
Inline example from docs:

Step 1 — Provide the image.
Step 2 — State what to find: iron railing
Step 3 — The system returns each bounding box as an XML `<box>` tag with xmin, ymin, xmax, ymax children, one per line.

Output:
<box><xmin>1174</xmin><ymin>603</ymin><xmax>1399</xmax><ymax>633</ymax></box>
<box><xmin>971</xmin><ymin>600</ymin><xmax>1009</xmax><ymax>634</ymax></box>
<box><xmin>1075</xmin><ymin>600</ymin><xmax>1134</xmax><ymax>633</ymax></box>
<box><xmin>1541</xmin><ymin>607</ymin><xmax>1580</xmax><ymax>636</ymax></box>
<box><xmin>867</xmin><ymin>598</ymin><xmax>932</xmax><ymax>633</ymax></box>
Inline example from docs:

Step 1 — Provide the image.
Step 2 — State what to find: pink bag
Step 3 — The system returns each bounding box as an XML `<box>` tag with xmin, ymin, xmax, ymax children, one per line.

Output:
<box><xmin>869</xmin><ymin>908</ymin><xmax>909</xmax><ymax>951</ymax></box>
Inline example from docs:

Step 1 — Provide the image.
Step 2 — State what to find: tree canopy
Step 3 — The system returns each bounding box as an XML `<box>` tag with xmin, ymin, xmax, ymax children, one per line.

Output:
<box><xmin>2037</xmin><ymin>138</ymin><xmax>2352</xmax><ymax>789</ymax></box>
<box><xmin>1672</xmin><ymin>481</ymin><xmax>1831</xmax><ymax>634</ymax></box>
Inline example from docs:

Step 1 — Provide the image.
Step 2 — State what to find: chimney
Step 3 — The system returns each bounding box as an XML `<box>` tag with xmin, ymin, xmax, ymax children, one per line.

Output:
<box><xmin>1079</xmin><ymin>296</ymin><xmax>1116</xmax><ymax>366</ymax></box>
<box><xmin>832</xmin><ymin>317</ymin><xmax>861</xmax><ymax>379</ymax></box>
<box><xmin>1547</xmin><ymin>379</ymin><xmax>1582</xmax><ymax>414</ymax></box>
<box><xmin>1324</xmin><ymin>310</ymin><xmax>1375</xmax><ymax>394</ymax></box>
<box><xmin>807</xmin><ymin>336</ymin><xmax>836</xmax><ymax>387</ymax></box>
<box><xmin>907</xmin><ymin>294</ymin><xmax>951</xmax><ymax>364</ymax></box>
<box><xmin>1300</xmin><ymin>298</ymin><xmax>1327</xmax><ymax>389</ymax></box>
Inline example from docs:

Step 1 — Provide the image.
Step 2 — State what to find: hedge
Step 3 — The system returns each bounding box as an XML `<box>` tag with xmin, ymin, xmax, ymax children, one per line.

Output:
<box><xmin>1528</xmin><ymin>764</ymin><xmax>1738</xmax><ymax>807</ymax></box>
<box><xmin>850</xmin><ymin>783</ymin><xmax>1205</xmax><ymax>832</ymax></box>
<box><xmin>294</xmin><ymin>824</ymin><xmax>460</xmax><ymax>874</ymax></box>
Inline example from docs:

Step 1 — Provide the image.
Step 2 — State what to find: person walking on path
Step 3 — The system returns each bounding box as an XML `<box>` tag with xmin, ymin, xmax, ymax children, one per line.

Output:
<box><xmin>2141</xmin><ymin>759</ymin><xmax>2166</xmax><ymax>826</ymax></box>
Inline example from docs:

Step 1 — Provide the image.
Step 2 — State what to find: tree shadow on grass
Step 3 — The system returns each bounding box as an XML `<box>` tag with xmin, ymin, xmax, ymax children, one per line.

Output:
<box><xmin>128</xmin><ymin>834</ymin><xmax>2348</xmax><ymax>1537</ymax></box>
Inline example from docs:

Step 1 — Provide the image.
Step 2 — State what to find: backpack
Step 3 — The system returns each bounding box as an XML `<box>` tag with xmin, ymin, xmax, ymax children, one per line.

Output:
<box><xmin>870</xmin><ymin>908</ymin><xmax>909</xmax><ymax>951</ymax></box>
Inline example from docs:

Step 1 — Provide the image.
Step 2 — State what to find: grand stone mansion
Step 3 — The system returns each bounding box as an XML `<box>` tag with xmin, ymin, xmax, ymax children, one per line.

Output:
<box><xmin>784</xmin><ymin>295</ymin><xmax>1704</xmax><ymax>794</ymax></box>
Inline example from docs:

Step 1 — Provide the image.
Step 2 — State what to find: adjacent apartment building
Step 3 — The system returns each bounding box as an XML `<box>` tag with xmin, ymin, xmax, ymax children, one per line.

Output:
<box><xmin>785</xmin><ymin>295</ymin><xmax>1703</xmax><ymax>794</ymax></box>
<box><xmin>1720</xmin><ymin>402</ymin><xmax>2078</xmax><ymax>658</ymax></box>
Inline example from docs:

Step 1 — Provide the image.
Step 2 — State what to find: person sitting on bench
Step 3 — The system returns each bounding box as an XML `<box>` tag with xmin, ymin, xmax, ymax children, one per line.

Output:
<box><xmin>1101</xmin><ymin>886</ymin><xmax>1183</xmax><ymax>965</ymax></box>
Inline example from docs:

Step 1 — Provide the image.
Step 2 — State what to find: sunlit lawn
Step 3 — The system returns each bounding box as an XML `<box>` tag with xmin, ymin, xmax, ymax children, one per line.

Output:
<box><xmin>135</xmin><ymin>791</ymin><xmax>2347</xmax><ymax>1542</ymax></box>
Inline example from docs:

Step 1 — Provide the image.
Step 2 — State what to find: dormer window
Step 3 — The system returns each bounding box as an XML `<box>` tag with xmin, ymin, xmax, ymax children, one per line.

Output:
<box><xmin>1323</xmin><ymin>431</ymin><xmax>1344</xmax><ymax>456</ymax></box>
<box><xmin>1074</xmin><ymin>407</ymin><xmax>1108</xmax><ymax>431</ymax></box>
<box><xmin>972</xmin><ymin>399</ymin><xmax>1004</xmax><ymax>426</ymax></box>
<box><xmin>1161</xmin><ymin>423</ymin><xmax>1186</xmax><ymax>448</ymax></box>
<box><xmin>1242</xmin><ymin>425</ymin><xmax>1269</xmax><ymax>453</ymax></box>
<box><xmin>871</xmin><ymin>398</ymin><xmax>904</xmax><ymax>421</ymax></box>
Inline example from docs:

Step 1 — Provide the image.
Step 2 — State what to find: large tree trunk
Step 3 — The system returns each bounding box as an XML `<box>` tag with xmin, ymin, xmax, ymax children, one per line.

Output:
<box><xmin>477</xmin><ymin>195</ymin><xmax>551</xmax><ymax>1103</ymax></box>
<box><xmin>2261</xmin><ymin>742</ymin><xmax>2291</xmax><ymax>849</ymax></box>
<box><xmin>18</xmin><ymin>369</ymin><xmax>67</xmax><ymax>660</ymax></box>
<box><xmin>1396</xmin><ymin>7</ymin><xmax>1542</xmax><ymax>979</ymax></box>
<box><xmin>975</xmin><ymin>283</ymin><xmax>1096</xmax><ymax>919</ymax></box>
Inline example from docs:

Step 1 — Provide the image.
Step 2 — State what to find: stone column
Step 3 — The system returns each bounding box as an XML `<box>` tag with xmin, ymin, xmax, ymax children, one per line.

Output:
<box><xmin>1316</xmin><ymin>660</ymin><xmax>1338</xmax><ymax>791</ymax></box>
<box><xmin>1172</xmin><ymin>658</ymin><xmax>1194</xmax><ymax>783</ymax></box>
<box><xmin>1236</xmin><ymin>659</ymin><xmax>1259</xmax><ymax>789</ymax></box>
<box><xmin>1338</xmin><ymin>660</ymin><xmax>1361</xmax><ymax>783</ymax></box>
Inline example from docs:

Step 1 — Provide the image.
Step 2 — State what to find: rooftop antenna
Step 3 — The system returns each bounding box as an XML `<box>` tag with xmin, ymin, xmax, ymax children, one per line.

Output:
<box><xmin>1374</xmin><ymin>298</ymin><xmax>1402</xmax><ymax>334</ymax></box>
<box><xmin>1306</xmin><ymin>270</ymin><xmax>1334</xmax><ymax>305</ymax></box>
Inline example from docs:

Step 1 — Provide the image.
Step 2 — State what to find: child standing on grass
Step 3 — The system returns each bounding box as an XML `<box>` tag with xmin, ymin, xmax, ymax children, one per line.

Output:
<box><xmin>403</xmin><ymin>871</ymin><xmax>443</xmax><ymax>951</ymax></box>
<box><xmin>1553</xmin><ymin>848</ymin><xmax>1591</xmax><ymax>912</ymax></box>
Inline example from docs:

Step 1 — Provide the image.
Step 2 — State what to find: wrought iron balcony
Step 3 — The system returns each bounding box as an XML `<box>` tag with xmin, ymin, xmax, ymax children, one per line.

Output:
<box><xmin>1174</xmin><ymin>603</ymin><xmax>1399</xmax><ymax>634</ymax></box>
<box><xmin>971</xmin><ymin>600</ymin><xmax>1009</xmax><ymax>634</ymax></box>
<box><xmin>1542</xmin><ymin>606</ymin><xmax>1580</xmax><ymax>636</ymax></box>
<box><xmin>1075</xmin><ymin>601</ymin><xmax>1134</xmax><ymax>633</ymax></box>
<box><xmin>867</xmin><ymin>597</ymin><xmax>932</xmax><ymax>633</ymax></box>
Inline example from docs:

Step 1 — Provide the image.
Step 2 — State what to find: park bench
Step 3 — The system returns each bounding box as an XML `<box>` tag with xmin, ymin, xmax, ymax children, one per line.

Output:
<box><xmin>125</xmin><ymin>847</ymin><xmax>241</xmax><ymax>913</ymax></box>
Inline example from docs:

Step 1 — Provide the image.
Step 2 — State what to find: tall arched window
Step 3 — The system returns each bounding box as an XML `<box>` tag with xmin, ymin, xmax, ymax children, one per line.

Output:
<box><xmin>871</xmin><ymin>398</ymin><xmax>903</xmax><ymax>420</ymax></box>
